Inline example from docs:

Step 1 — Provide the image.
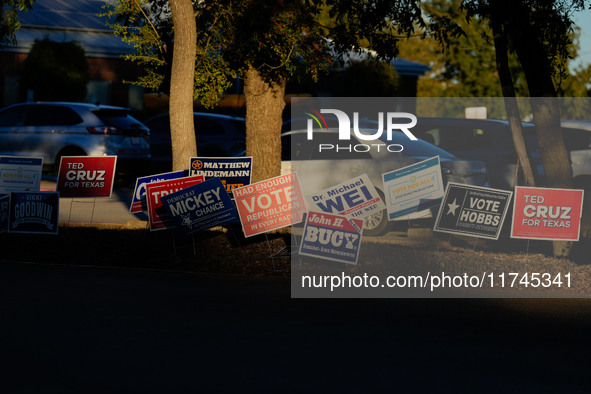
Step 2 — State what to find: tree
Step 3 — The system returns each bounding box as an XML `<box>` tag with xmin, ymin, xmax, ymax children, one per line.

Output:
<box><xmin>0</xmin><ymin>0</ymin><xmax>34</xmax><ymax>45</ymax></box>
<box><xmin>462</xmin><ymin>0</ymin><xmax>588</xmax><ymax>256</ymax></box>
<box><xmin>105</xmin><ymin>0</ymin><xmax>332</xmax><ymax>181</ymax></box>
<box><xmin>107</xmin><ymin>0</ymin><xmax>439</xmax><ymax>181</ymax></box>
<box><xmin>395</xmin><ymin>0</ymin><xmax>529</xmax><ymax>98</ymax></box>
<box><xmin>18</xmin><ymin>38</ymin><xmax>89</xmax><ymax>102</ymax></box>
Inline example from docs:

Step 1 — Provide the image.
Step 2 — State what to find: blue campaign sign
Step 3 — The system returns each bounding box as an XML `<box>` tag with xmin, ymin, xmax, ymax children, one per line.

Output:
<box><xmin>382</xmin><ymin>156</ymin><xmax>444</xmax><ymax>220</ymax></box>
<box><xmin>189</xmin><ymin>157</ymin><xmax>252</xmax><ymax>197</ymax></box>
<box><xmin>0</xmin><ymin>194</ymin><xmax>9</xmax><ymax>233</ymax></box>
<box><xmin>160</xmin><ymin>177</ymin><xmax>239</xmax><ymax>236</ymax></box>
<box><xmin>299</xmin><ymin>211</ymin><xmax>364</xmax><ymax>265</ymax></box>
<box><xmin>9</xmin><ymin>191</ymin><xmax>59</xmax><ymax>234</ymax></box>
<box><xmin>130</xmin><ymin>170</ymin><xmax>187</xmax><ymax>213</ymax></box>
<box><xmin>0</xmin><ymin>156</ymin><xmax>43</xmax><ymax>194</ymax></box>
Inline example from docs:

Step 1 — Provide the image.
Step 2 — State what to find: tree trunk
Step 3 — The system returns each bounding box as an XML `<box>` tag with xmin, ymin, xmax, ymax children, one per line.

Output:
<box><xmin>243</xmin><ymin>66</ymin><xmax>286</xmax><ymax>182</ymax></box>
<box><xmin>502</xmin><ymin>3</ymin><xmax>573</xmax><ymax>190</ymax></box>
<box><xmin>169</xmin><ymin>0</ymin><xmax>197</xmax><ymax>172</ymax></box>
<box><xmin>498</xmin><ymin>2</ymin><xmax>574</xmax><ymax>257</ymax></box>
<box><xmin>490</xmin><ymin>17</ymin><xmax>536</xmax><ymax>187</ymax></box>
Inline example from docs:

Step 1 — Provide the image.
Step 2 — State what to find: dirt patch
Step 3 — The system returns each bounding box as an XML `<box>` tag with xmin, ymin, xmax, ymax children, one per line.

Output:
<box><xmin>1</xmin><ymin>224</ymin><xmax>290</xmax><ymax>277</ymax></box>
<box><xmin>2</xmin><ymin>223</ymin><xmax>591</xmax><ymax>294</ymax></box>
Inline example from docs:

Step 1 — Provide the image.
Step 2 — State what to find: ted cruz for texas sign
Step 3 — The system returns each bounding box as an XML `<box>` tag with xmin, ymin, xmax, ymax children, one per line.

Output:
<box><xmin>511</xmin><ymin>186</ymin><xmax>584</xmax><ymax>241</ymax></box>
<box><xmin>57</xmin><ymin>156</ymin><xmax>117</xmax><ymax>198</ymax></box>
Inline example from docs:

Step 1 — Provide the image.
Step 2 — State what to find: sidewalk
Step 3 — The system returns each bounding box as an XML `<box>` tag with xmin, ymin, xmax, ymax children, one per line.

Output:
<box><xmin>41</xmin><ymin>180</ymin><xmax>149</xmax><ymax>228</ymax></box>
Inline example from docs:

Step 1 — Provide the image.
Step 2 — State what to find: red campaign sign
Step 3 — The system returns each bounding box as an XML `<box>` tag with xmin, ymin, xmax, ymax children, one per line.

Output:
<box><xmin>511</xmin><ymin>186</ymin><xmax>584</xmax><ymax>241</ymax></box>
<box><xmin>233</xmin><ymin>173</ymin><xmax>307</xmax><ymax>237</ymax></box>
<box><xmin>146</xmin><ymin>175</ymin><xmax>205</xmax><ymax>231</ymax></box>
<box><xmin>57</xmin><ymin>156</ymin><xmax>117</xmax><ymax>198</ymax></box>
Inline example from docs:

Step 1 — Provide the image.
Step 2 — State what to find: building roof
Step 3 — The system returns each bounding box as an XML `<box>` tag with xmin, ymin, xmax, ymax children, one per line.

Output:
<box><xmin>390</xmin><ymin>57</ymin><xmax>431</xmax><ymax>77</ymax></box>
<box><xmin>338</xmin><ymin>47</ymin><xmax>431</xmax><ymax>77</ymax></box>
<box><xmin>3</xmin><ymin>0</ymin><xmax>135</xmax><ymax>58</ymax></box>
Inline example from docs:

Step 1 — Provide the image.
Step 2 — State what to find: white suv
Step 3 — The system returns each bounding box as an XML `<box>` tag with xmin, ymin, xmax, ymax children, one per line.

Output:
<box><xmin>0</xmin><ymin>102</ymin><xmax>151</xmax><ymax>175</ymax></box>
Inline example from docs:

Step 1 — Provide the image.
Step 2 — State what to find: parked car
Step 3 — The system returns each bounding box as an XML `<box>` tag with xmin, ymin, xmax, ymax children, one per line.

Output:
<box><xmin>144</xmin><ymin>112</ymin><xmax>246</xmax><ymax>172</ymax></box>
<box><xmin>561</xmin><ymin>120</ymin><xmax>591</xmax><ymax>190</ymax></box>
<box><xmin>0</xmin><ymin>102</ymin><xmax>151</xmax><ymax>176</ymax></box>
<box><xmin>383</xmin><ymin>117</ymin><xmax>590</xmax><ymax>190</ymax></box>
<box><xmin>282</xmin><ymin>129</ymin><xmax>488</xmax><ymax>235</ymax></box>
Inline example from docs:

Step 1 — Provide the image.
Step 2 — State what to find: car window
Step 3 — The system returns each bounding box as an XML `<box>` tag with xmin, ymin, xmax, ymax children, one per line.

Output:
<box><xmin>417</xmin><ymin>124</ymin><xmax>510</xmax><ymax>152</ymax></box>
<box><xmin>562</xmin><ymin>127</ymin><xmax>590</xmax><ymax>151</ymax></box>
<box><xmin>374</xmin><ymin>131</ymin><xmax>455</xmax><ymax>159</ymax></box>
<box><xmin>25</xmin><ymin>105</ymin><xmax>82</xmax><ymax>126</ymax></box>
<box><xmin>93</xmin><ymin>109</ymin><xmax>143</xmax><ymax>130</ymax></box>
<box><xmin>282</xmin><ymin>132</ymin><xmax>317</xmax><ymax>161</ymax></box>
<box><xmin>283</xmin><ymin>132</ymin><xmax>373</xmax><ymax>161</ymax></box>
<box><xmin>195</xmin><ymin>117</ymin><xmax>226</xmax><ymax>135</ymax></box>
<box><xmin>281</xmin><ymin>134</ymin><xmax>293</xmax><ymax>160</ymax></box>
<box><xmin>229</xmin><ymin>120</ymin><xmax>246</xmax><ymax>135</ymax></box>
<box><xmin>145</xmin><ymin>116</ymin><xmax>170</xmax><ymax>135</ymax></box>
<box><xmin>423</xmin><ymin>129</ymin><xmax>440</xmax><ymax>145</ymax></box>
<box><xmin>0</xmin><ymin>106</ymin><xmax>29</xmax><ymax>127</ymax></box>
<box><xmin>440</xmin><ymin>127</ymin><xmax>486</xmax><ymax>151</ymax></box>
<box><xmin>397</xmin><ymin>138</ymin><xmax>455</xmax><ymax>159</ymax></box>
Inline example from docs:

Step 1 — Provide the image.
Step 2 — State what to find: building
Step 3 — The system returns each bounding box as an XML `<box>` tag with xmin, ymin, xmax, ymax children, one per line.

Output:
<box><xmin>0</xmin><ymin>0</ymin><xmax>430</xmax><ymax>112</ymax></box>
<box><xmin>0</xmin><ymin>0</ymin><xmax>143</xmax><ymax>109</ymax></box>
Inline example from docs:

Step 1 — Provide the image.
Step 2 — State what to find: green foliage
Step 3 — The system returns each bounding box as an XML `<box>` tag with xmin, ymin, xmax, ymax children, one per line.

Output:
<box><xmin>462</xmin><ymin>0</ymin><xmax>588</xmax><ymax>96</ymax></box>
<box><xmin>0</xmin><ymin>0</ymin><xmax>34</xmax><ymax>45</ymax></box>
<box><xmin>317</xmin><ymin>0</ymin><xmax>428</xmax><ymax>61</ymax></box>
<box><xmin>106</xmin><ymin>0</ymin><xmax>451</xmax><ymax>105</ymax></box>
<box><xmin>102</xmin><ymin>0</ymin><xmax>173</xmax><ymax>97</ymax></box>
<box><xmin>395</xmin><ymin>0</ymin><xmax>526</xmax><ymax>98</ymax></box>
<box><xmin>18</xmin><ymin>38</ymin><xmax>89</xmax><ymax>101</ymax></box>
<box><xmin>103</xmin><ymin>0</ymin><xmax>332</xmax><ymax>108</ymax></box>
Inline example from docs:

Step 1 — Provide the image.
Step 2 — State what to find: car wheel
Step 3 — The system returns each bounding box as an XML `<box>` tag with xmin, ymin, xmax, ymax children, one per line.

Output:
<box><xmin>363</xmin><ymin>190</ymin><xmax>389</xmax><ymax>236</ymax></box>
<box><xmin>53</xmin><ymin>147</ymin><xmax>86</xmax><ymax>175</ymax></box>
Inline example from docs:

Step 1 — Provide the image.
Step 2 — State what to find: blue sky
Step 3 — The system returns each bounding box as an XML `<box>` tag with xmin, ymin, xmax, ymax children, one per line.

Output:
<box><xmin>573</xmin><ymin>8</ymin><xmax>591</xmax><ymax>69</ymax></box>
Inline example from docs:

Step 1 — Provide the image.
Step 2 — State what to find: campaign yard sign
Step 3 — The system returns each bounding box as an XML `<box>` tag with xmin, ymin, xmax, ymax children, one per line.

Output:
<box><xmin>299</xmin><ymin>211</ymin><xmax>364</xmax><ymax>265</ymax></box>
<box><xmin>382</xmin><ymin>156</ymin><xmax>444</xmax><ymax>220</ymax></box>
<box><xmin>8</xmin><ymin>191</ymin><xmax>59</xmax><ymax>234</ymax></box>
<box><xmin>0</xmin><ymin>156</ymin><xmax>43</xmax><ymax>193</ymax></box>
<box><xmin>234</xmin><ymin>173</ymin><xmax>307</xmax><ymax>237</ymax></box>
<box><xmin>0</xmin><ymin>194</ymin><xmax>9</xmax><ymax>233</ymax></box>
<box><xmin>511</xmin><ymin>186</ymin><xmax>584</xmax><ymax>241</ymax></box>
<box><xmin>57</xmin><ymin>156</ymin><xmax>117</xmax><ymax>198</ymax></box>
<box><xmin>160</xmin><ymin>178</ymin><xmax>239</xmax><ymax>236</ymax></box>
<box><xmin>189</xmin><ymin>157</ymin><xmax>252</xmax><ymax>197</ymax></box>
<box><xmin>310</xmin><ymin>174</ymin><xmax>385</xmax><ymax>220</ymax></box>
<box><xmin>433</xmin><ymin>183</ymin><xmax>512</xmax><ymax>240</ymax></box>
<box><xmin>130</xmin><ymin>170</ymin><xmax>186</xmax><ymax>213</ymax></box>
<box><xmin>146</xmin><ymin>175</ymin><xmax>205</xmax><ymax>231</ymax></box>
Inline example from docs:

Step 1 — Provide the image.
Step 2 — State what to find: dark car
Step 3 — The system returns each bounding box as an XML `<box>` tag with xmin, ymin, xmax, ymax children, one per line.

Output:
<box><xmin>144</xmin><ymin>112</ymin><xmax>246</xmax><ymax>172</ymax></box>
<box><xmin>282</xmin><ymin>129</ymin><xmax>488</xmax><ymax>235</ymax></box>
<box><xmin>382</xmin><ymin>117</ymin><xmax>590</xmax><ymax>190</ymax></box>
<box><xmin>0</xmin><ymin>102</ymin><xmax>151</xmax><ymax>176</ymax></box>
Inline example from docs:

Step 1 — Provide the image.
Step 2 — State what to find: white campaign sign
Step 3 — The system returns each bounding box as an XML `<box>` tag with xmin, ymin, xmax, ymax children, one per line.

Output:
<box><xmin>310</xmin><ymin>174</ymin><xmax>385</xmax><ymax>220</ymax></box>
